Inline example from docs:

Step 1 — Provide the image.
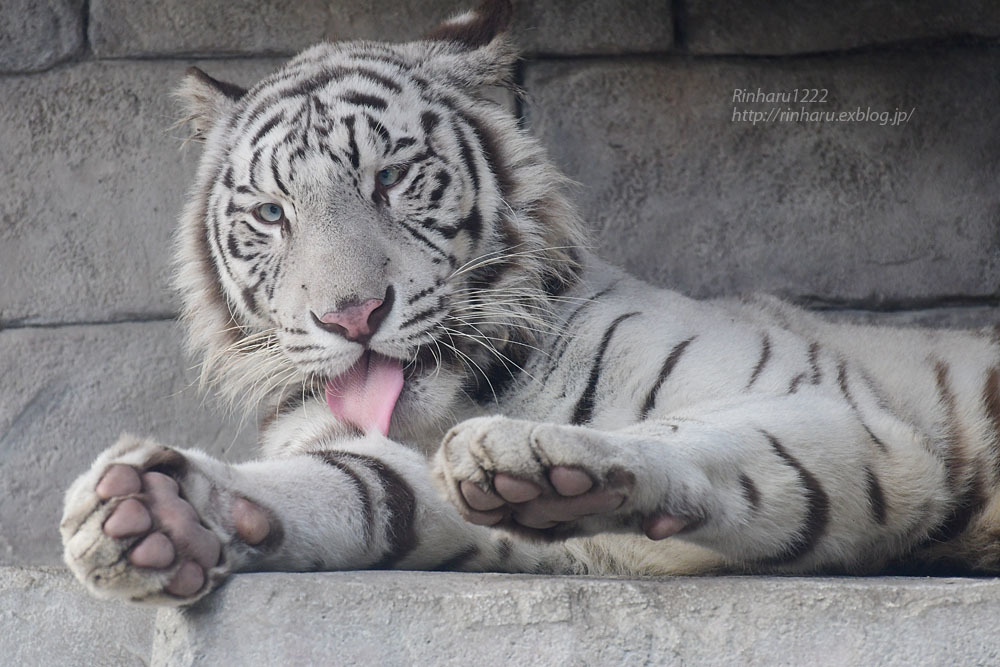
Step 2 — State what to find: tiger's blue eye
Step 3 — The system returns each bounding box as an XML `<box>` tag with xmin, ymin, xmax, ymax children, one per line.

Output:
<box><xmin>377</xmin><ymin>166</ymin><xmax>405</xmax><ymax>188</ymax></box>
<box><xmin>254</xmin><ymin>203</ymin><xmax>284</xmax><ymax>224</ymax></box>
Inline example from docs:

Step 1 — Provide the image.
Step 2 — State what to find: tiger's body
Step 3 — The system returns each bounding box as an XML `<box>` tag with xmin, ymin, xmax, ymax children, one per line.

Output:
<box><xmin>62</xmin><ymin>0</ymin><xmax>1000</xmax><ymax>605</ymax></box>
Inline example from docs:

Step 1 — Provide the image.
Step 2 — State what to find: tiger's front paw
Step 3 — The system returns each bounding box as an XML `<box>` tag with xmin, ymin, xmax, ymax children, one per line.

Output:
<box><xmin>433</xmin><ymin>417</ymin><xmax>639</xmax><ymax>539</ymax></box>
<box><xmin>61</xmin><ymin>435</ymin><xmax>270</xmax><ymax>605</ymax></box>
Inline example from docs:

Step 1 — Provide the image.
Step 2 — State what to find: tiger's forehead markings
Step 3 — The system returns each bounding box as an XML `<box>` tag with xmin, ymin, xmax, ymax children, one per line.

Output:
<box><xmin>250</xmin><ymin>113</ymin><xmax>285</xmax><ymax>147</ymax></box>
<box><xmin>365</xmin><ymin>115</ymin><xmax>393</xmax><ymax>157</ymax></box>
<box><xmin>231</xmin><ymin>51</ymin><xmax>418</xmax><ymax>137</ymax></box>
<box><xmin>343</xmin><ymin>115</ymin><xmax>361</xmax><ymax>169</ymax></box>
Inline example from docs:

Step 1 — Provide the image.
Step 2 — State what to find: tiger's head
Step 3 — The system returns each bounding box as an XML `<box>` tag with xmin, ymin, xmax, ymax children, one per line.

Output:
<box><xmin>174</xmin><ymin>0</ymin><xmax>584</xmax><ymax>439</ymax></box>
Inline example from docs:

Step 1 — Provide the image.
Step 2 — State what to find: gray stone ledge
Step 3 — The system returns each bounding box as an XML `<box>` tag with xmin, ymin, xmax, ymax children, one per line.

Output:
<box><xmin>88</xmin><ymin>0</ymin><xmax>671</xmax><ymax>59</ymax></box>
<box><xmin>153</xmin><ymin>571</ymin><xmax>1000</xmax><ymax>666</ymax></box>
<box><xmin>6</xmin><ymin>568</ymin><xmax>1000</xmax><ymax>665</ymax></box>
<box><xmin>512</xmin><ymin>0</ymin><xmax>673</xmax><ymax>56</ymax></box>
<box><xmin>0</xmin><ymin>321</ymin><xmax>255</xmax><ymax>566</ymax></box>
<box><xmin>680</xmin><ymin>0</ymin><xmax>1000</xmax><ymax>55</ymax></box>
<box><xmin>0</xmin><ymin>0</ymin><xmax>84</xmax><ymax>74</ymax></box>
<box><xmin>1</xmin><ymin>566</ymin><xmax>155</xmax><ymax>666</ymax></box>
<box><xmin>817</xmin><ymin>306</ymin><xmax>1000</xmax><ymax>330</ymax></box>
<box><xmin>524</xmin><ymin>50</ymin><xmax>1000</xmax><ymax>302</ymax></box>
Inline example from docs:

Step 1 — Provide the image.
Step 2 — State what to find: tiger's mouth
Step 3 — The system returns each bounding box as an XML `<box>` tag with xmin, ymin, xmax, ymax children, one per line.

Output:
<box><xmin>324</xmin><ymin>351</ymin><xmax>404</xmax><ymax>437</ymax></box>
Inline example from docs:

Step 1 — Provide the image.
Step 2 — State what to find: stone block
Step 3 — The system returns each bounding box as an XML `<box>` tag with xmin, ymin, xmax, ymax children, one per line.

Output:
<box><xmin>0</xmin><ymin>322</ymin><xmax>255</xmax><ymax>566</ymax></box>
<box><xmin>0</xmin><ymin>59</ymin><xmax>281</xmax><ymax>326</ymax></box>
<box><xmin>0</xmin><ymin>567</ymin><xmax>155</xmax><ymax>666</ymax></box>
<box><xmin>823</xmin><ymin>306</ymin><xmax>1000</xmax><ymax>330</ymax></box>
<box><xmin>7</xmin><ymin>568</ymin><xmax>1000</xmax><ymax>665</ymax></box>
<box><xmin>153</xmin><ymin>571</ymin><xmax>1000</xmax><ymax>665</ymax></box>
<box><xmin>88</xmin><ymin>0</ymin><xmax>670</xmax><ymax>58</ymax></box>
<box><xmin>681</xmin><ymin>0</ymin><xmax>1000</xmax><ymax>55</ymax></box>
<box><xmin>512</xmin><ymin>0</ymin><xmax>672</xmax><ymax>55</ymax></box>
<box><xmin>89</xmin><ymin>0</ymin><xmax>332</xmax><ymax>58</ymax></box>
<box><xmin>523</xmin><ymin>50</ymin><xmax>1000</xmax><ymax>304</ymax></box>
<box><xmin>0</xmin><ymin>0</ymin><xmax>83</xmax><ymax>73</ymax></box>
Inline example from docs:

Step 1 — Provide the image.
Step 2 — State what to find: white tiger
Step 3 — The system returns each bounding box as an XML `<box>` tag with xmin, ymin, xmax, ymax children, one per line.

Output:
<box><xmin>62</xmin><ymin>0</ymin><xmax>1000</xmax><ymax>605</ymax></box>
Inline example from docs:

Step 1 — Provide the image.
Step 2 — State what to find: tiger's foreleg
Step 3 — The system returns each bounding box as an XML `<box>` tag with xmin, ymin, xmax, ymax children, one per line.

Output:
<box><xmin>434</xmin><ymin>394</ymin><xmax>952</xmax><ymax>573</ymax></box>
<box><xmin>62</xmin><ymin>432</ymin><xmax>575</xmax><ymax>605</ymax></box>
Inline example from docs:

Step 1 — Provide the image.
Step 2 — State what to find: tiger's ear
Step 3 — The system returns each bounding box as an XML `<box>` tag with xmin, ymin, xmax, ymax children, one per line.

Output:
<box><xmin>419</xmin><ymin>0</ymin><xmax>518</xmax><ymax>88</ymax></box>
<box><xmin>175</xmin><ymin>67</ymin><xmax>246</xmax><ymax>142</ymax></box>
<box><xmin>425</xmin><ymin>0</ymin><xmax>513</xmax><ymax>49</ymax></box>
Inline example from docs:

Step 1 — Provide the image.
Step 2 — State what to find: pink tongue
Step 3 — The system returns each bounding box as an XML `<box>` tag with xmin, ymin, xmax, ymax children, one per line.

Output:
<box><xmin>325</xmin><ymin>353</ymin><xmax>404</xmax><ymax>436</ymax></box>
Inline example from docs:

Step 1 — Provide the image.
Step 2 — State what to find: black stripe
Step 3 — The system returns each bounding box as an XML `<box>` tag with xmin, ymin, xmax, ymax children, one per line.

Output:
<box><xmin>250</xmin><ymin>113</ymin><xmax>284</xmax><ymax>147</ymax></box>
<box><xmin>467</xmin><ymin>217</ymin><xmax>527</xmax><ymax>293</ymax></box>
<box><xmin>421</xmin><ymin>111</ymin><xmax>440</xmax><ymax>136</ymax></box>
<box><xmin>571</xmin><ymin>312</ymin><xmax>641</xmax><ymax>425</ymax></box>
<box><xmin>281</xmin><ymin>344</ymin><xmax>322</xmax><ymax>353</ymax></box>
<box><xmin>460</xmin><ymin>110</ymin><xmax>513</xmax><ymax>200</ymax></box>
<box><xmin>540</xmin><ymin>284</ymin><xmax>619</xmax><ymax>385</ymax></box>
<box><xmin>639</xmin><ymin>336</ymin><xmax>696</xmax><ymax>419</ymax></box>
<box><xmin>865</xmin><ymin>465</ymin><xmax>887</xmax><ymax>525</ymax></box>
<box><xmin>453</xmin><ymin>121</ymin><xmax>480</xmax><ymax>190</ymax></box>
<box><xmin>402</xmin><ymin>170</ymin><xmax>427</xmax><ymax>198</ymax></box>
<box><xmin>266</xmin><ymin>262</ymin><xmax>281</xmax><ymax>300</ymax></box>
<box><xmin>342</xmin><ymin>92</ymin><xmax>388</xmax><ymax>110</ymax></box>
<box><xmin>314</xmin><ymin>451</ymin><xmax>374</xmax><ymax>548</ymax></box>
<box><xmin>927</xmin><ymin>361</ymin><xmax>988</xmax><ymax>542</ymax></box>
<box><xmin>365</xmin><ymin>114</ymin><xmax>392</xmax><ymax>156</ymax></box>
<box><xmin>270</xmin><ymin>151</ymin><xmax>290</xmax><ymax>197</ymax></box>
<box><xmin>226</xmin><ymin>228</ymin><xmax>255</xmax><ymax>260</ymax></box>
<box><xmin>469</xmin><ymin>331</ymin><xmax>532</xmax><ymax>405</ymax></box>
<box><xmin>322</xmin><ymin>145</ymin><xmax>343</xmax><ymax>166</ymax></box>
<box><xmin>312</xmin><ymin>95</ymin><xmax>328</xmax><ymax>116</ymax></box>
<box><xmin>236</xmin><ymin>66</ymin><xmax>354</xmax><ymax>124</ymax></box>
<box><xmin>275</xmin><ymin>68</ymin><xmax>345</xmax><ymax>101</ymax></box>
<box><xmin>746</xmin><ymin>333</ymin><xmax>772</xmax><ymax>390</ymax></box>
<box><xmin>497</xmin><ymin>537</ymin><xmax>513</xmax><ymax>562</ymax></box>
<box><xmin>788</xmin><ymin>342</ymin><xmax>822</xmax><ymax>393</ymax></box>
<box><xmin>406</xmin><ymin>280</ymin><xmax>442</xmax><ymax>305</ymax></box>
<box><xmin>807</xmin><ymin>341</ymin><xmax>822</xmax><ymax>383</ymax></box>
<box><xmin>397</xmin><ymin>218</ymin><xmax>451</xmax><ymax>260</ymax></box>
<box><xmin>205</xmin><ymin>202</ymin><xmax>240</xmax><ymax>314</ymax></box>
<box><xmin>458</xmin><ymin>206</ymin><xmax>482</xmax><ymax>243</ymax></box>
<box><xmin>982</xmin><ymin>365</ymin><xmax>1000</xmax><ymax>482</ymax></box>
<box><xmin>343</xmin><ymin>115</ymin><xmax>360</xmax><ymax>169</ymax></box>
<box><xmin>240</xmin><ymin>221</ymin><xmax>269</xmax><ymax>240</ymax></box>
<box><xmin>346</xmin><ymin>52</ymin><xmax>413</xmax><ymax>73</ymax></box>
<box><xmin>248</xmin><ymin>147</ymin><xmax>264</xmax><ymax>189</ymax></box>
<box><xmin>739</xmin><ymin>473</ymin><xmax>761</xmax><ymax>511</ymax></box>
<box><xmin>429</xmin><ymin>170</ymin><xmax>451</xmax><ymax>202</ymax></box>
<box><xmin>400</xmin><ymin>303</ymin><xmax>443</xmax><ymax>330</ymax></box>
<box><xmin>330</xmin><ymin>452</ymin><xmax>417</xmax><ymax>569</ymax></box>
<box><xmin>392</xmin><ymin>137</ymin><xmax>417</xmax><ymax>154</ymax></box>
<box><xmin>353</xmin><ymin>67</ymin><xmax>404</xmax><ymax>93</ymax></box>
<box><xmin>758</xmin><ymin>431</ymin><xmax>830</xmax><ymax>565</ymax></box>
<box><xmin>241</xmin><ymin>281</ymin><xmax>261</xmax><ymax>314</ymax></box>
<box><xmin>837</xmin><ymin>361</ymin><xmax>888</xmax><ymax>453</ymax></box>
<box><xmin>430</xmin><ymin>544</ymin><xmax>480</xmax><ymax>571</ymax></box>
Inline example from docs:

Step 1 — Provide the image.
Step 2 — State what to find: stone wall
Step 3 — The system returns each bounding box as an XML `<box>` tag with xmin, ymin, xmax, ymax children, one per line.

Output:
<box><xmin>2</xmin><ymin>1</ymin><xmax>999</xmax><ymax>567</ymax></box>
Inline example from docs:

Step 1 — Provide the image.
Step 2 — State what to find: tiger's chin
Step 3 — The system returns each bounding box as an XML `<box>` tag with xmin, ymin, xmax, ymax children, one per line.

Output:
<box><xmin>302</xmin><ymin>343</ymin><xmax>469</xmax><ymax>449</ymax></box>
<box><xmin>386</xmin><ymin>358</ymin><xmax>469</xmax><ymax>450</ymax></box>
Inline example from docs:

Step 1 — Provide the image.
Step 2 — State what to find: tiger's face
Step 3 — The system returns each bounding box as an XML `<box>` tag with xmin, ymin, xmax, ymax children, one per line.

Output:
<box><xmin>175</xmin><ymin>1</ymin><xmax>582</xmax><ymax>438</ymax></box>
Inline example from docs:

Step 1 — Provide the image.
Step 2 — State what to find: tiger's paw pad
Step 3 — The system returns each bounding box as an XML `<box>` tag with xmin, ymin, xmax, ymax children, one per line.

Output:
<box><xmin>435</xmin><ymin>417</ymin><xmax>635</xmax><ymax>538</ymax></box>
<box><xmin>61</xmin><ymin>436</ymin><xmax>267</xmax><ymax>605</ymax></box>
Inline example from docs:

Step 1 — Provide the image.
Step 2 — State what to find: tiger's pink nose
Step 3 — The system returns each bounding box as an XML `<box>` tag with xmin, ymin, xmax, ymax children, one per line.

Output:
<box><xmin>311</xmin><ymin>286</ymin><xmax>395</xmax><ymax>345</ymax></box>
